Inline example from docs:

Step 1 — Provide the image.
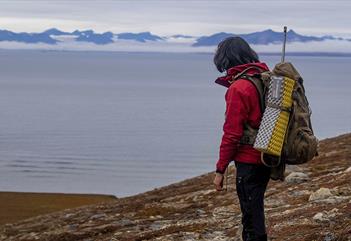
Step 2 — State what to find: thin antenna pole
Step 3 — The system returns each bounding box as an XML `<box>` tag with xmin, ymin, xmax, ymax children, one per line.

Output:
<box><xmin>281</xmin><ymin>26</ymin><xmax>287</xmax><ymax>63</ymax></box>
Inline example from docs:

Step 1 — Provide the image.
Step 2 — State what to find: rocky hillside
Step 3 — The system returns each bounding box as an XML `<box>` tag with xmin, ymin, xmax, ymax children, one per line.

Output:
<box><xmin>1</xmin><ymin>134</ymin><xmax>350</xmax><ymax>241</ymax></box>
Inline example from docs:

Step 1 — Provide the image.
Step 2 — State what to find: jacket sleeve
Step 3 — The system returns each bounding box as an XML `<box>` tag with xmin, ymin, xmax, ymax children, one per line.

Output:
<box><xmin>216</xmin><ymin>84</ymin><xmax>249</xmax><ymax>174</ymax></box>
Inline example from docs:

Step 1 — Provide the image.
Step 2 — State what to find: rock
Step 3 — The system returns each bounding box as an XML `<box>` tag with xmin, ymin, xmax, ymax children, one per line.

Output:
<box><xmin>328</xmin><ymin>208</ymin><xmax>339</xmax><ymax>218</ymax></box>
<box><xmin>285</xmin><ymin>172</ymin><xmax>310</xmax><ymax>184</ymax></box>
<box><xmin>117</xmin><ymin>218</ymin><xmax>133</xmax><ymax>226</ymax></box>
<box><xmin>325</xmin><ymin>150</ymin><xmax>339</xmax><ymax>157</ymax></box>
<box><xmin>90</xmin><ymin>213</ymin><xmax>107</xmax><ymax>220</ymax></box>
<box><xmin>309</xmin><ymin>188</ymin><xmax>333</xmax><ymax>201</ymax></box>
<box><xmin>313</xmin><ymin>208</ymin><xmax>339</xmax><ymax>222</ymax></box>
<box><xmin>313</xmin><ymin>212</ymin><xmax>327</xmax><ymax>222</ymax></box>
<box><xmin>64</xmin><ymin>213</ymin><xmax>74</xmax><ymax>219</ymax></box>
<box><xmin>265</xmin><ymin>197</ymin><xmax>286</xmax><ymax>208</ymax></box>
<box><xmin>281</xmin><ymin>209</ymin><xmax>293</xmax><ymax>215</ymax></box>
<box><xmin>324</xmin><ymin>232</ymin><xmax>335</xmax><ymax>241</ymax></box>
<box><xmin>345</xmin><ymin>166</ymin><xmax>351</xmax><ymax>173</ymax></box>
<box><xmin>285</xmin><ymin>165</ymin><xmax>304</xmax><ymax>173</ymax></box>
<box><xmin>290</xmin><ymin>190</ymin><xmax>311</xmax><ymax>197</ymax></box>
<box><xmin>196</xmin><ymin>209</ymin><xmax>206</xmax><ymax>216</ymax></box>
<box><xmin>150</xmin><ymin>220</ymin><xmax>169</xmax><ymax>231</ymax></box>
<box><xmin>314</xmin><ymin>196</ymin><xmax>349</xmax><ymax>204</ymax></box>
<box><xmin>67</xmin><ymin>224</ymin><xmax>78</xmax><ymax>231</ymax></box>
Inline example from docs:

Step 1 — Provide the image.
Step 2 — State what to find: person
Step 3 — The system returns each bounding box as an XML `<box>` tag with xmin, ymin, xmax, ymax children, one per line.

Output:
<box><xmin>212</xmin><ymin>36</ymin><xmax>271</xmax><ymax>241</ymax></box>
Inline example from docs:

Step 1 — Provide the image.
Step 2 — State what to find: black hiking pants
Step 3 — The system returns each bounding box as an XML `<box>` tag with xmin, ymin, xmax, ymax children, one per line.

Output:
<box><xmin>235</xmin><ymin>161</ymin><xmax>271</xmax><ymax>241</ymax></box>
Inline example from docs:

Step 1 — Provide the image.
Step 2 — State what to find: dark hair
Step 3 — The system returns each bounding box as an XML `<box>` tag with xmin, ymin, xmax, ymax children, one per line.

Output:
<box><xmin>214</xmin><ymin>36</ymin><xmax>259</xmax><ymax>72</ymax></box>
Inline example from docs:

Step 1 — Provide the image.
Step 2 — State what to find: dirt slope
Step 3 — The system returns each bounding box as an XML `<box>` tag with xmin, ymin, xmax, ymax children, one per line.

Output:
<box><xmin>1</xmin><ymin>134</ymin><xmax>350</xmax><ymax>241</ymax></box>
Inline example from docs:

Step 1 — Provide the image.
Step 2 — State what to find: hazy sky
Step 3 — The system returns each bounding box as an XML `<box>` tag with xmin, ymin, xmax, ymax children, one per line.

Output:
<box><xmin>1</xmin><ymin>0</ymin><xmax>350</xmax><ymax>38</ymax></box>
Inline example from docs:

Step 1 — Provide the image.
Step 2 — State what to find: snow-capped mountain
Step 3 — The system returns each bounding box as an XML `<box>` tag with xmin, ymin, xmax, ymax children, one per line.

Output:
<box><xmin>192</xmin><ymin>29</ymin><xmax>346</xmax><ymax>46</ymax></box>
<box><xmin>0</xmin><ymin>28</ymin><xmax>349</xmax><ymax>53</ymax></box>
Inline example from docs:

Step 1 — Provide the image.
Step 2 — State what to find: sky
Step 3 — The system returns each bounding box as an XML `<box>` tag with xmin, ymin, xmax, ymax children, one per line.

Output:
<box><xmin>0</xmin><ymin>0</ymin><xmax>351</xmax><ymax>38</ymax></box>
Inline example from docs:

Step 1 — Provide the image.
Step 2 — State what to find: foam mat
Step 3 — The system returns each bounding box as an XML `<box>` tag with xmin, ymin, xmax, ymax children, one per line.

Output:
<box><xmin>254</xmin><ymin>75</ymin><xmax>295</xmax><ymax>156</ymax></box>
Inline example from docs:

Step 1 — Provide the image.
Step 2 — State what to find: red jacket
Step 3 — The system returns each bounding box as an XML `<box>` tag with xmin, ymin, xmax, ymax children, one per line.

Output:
<box><xmin>215</xmin><ymin>62</ymin><xmax>269</xmax><ymax>174</ymax></box>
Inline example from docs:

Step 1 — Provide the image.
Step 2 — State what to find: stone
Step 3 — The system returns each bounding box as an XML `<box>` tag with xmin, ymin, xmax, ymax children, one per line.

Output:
<box><xmin>285</xmin><ymin>172</ymin><xmax>310</xmax><ymax>184</ymax></box>
<box><xmin>117</xmin><ymin>218</ymin><xmax>133</xmax><ymax>226</ymax></box>
<box><xmin>90</xmin><ymin>213</ymin><xmax>107</xmax><ymax>220</ymax></box>
<box><xmin>67</xmin><ymin>224</ymin><xmax>78</xmax><ymax>231</ymax></box>
<box><xmin>324</xmin><ymin>233</ymin><xmax>335</xmax><ymax>241</ymax></box>
<box><xmin>281</xmin><ymin>209</ymin><xmax>293</xmax><ymax>215</ymax></box>
<box><xmin>196</xmin><ymin>209</ymin><xmax>207</xmax><ymax>218</ymax></box>
<box><xmin>290</xmin><ymin>190</ymin><xmax>311</xmax><ymax>197</ymax></box>
<box><xmin>309</xmin><ymin>188</ymin><xmax>333</xmax><ymax>201</ymax></box>
<box><xmin>313</xmin><ymin>212</ymin><xmax>327</xmax><ymax>222</ymax></box>
<box><xmin>325</xmin><ymin>150</ymin><xmax>339</xmax><ymax>157</ymax></box>
<box><xmin>285</xmin><ymin>165</ymin><xmax>304</xmax><ymax>173</ymax></box>
<box><xmin>316</xmin><ymin>196</ymin><xmax>349</xmax><ymax>204</ymax></box>
<box><xmin>345</xmin><ymin>166</ymin><xmax>351</xmax><ymax>173</ymax></box>
<box><xmin>313</xmin><ymin>208</ymin><xmax>340</xmax><ymax>222</ymax></box>
<box><xmin>327</xmin><ymin>208</ymin><xmax>339</xmax><ymax>218</ymax></box>
<box><xmin>64</xmin><ymin>213</ymin><xmax>74</xmax><ymax>219</ymax></box>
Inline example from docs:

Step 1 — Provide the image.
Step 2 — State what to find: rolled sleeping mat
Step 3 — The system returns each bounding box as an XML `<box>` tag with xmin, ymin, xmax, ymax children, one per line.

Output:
<box><xmin>253</xmin><ymin>75</ymin><xmax>295</xmax><ymax>156</ymax></box>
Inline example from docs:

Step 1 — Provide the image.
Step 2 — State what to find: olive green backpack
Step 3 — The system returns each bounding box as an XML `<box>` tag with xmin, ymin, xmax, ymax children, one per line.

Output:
<box><xmin>235</xmin><ymin>62</ymin><xmax>319</xmax><ymax>180</ymax></box>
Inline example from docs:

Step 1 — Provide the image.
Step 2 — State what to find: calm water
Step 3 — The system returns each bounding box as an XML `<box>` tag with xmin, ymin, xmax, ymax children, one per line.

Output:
<box><xmin>0</xmin><ymin>50</ymin><xmax>350</xmax><ymax>197</ymax></box>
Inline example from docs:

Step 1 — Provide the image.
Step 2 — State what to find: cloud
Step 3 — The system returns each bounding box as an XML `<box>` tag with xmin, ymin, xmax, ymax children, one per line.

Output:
<box><xmin>0</xmin><ymin>1</ymin><xmax>350</xmax><ymax>38</ymax></box>
<box><xmin>253</xmin><ymin>40</ymin><xmax>351</xmax><ymax>53</ymax></box>
<box><xmin>1</xmin><ymin>37</ymin><xmax>350</xmax><ymax>54</ymax></box>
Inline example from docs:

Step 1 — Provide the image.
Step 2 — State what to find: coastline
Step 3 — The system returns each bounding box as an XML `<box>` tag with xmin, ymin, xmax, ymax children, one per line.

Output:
<box><xmin>0</xmin><ymin>192</ymin><xmax>117</xmax><ymax>226</ymax></box>
<box><xmin>0</xmin><ymin>133</ymin><xmax>350</xmax><ymax>241</ymax></box>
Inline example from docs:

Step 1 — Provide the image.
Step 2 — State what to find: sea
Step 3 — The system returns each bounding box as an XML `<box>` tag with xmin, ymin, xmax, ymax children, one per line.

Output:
<box><xmin>0</xmin><ymin>50</ymin><xmax>350</xmax><ymax>197</ymax></box>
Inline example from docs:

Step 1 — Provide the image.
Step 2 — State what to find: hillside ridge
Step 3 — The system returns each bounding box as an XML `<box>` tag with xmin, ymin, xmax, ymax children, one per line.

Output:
<box><xmin>1</xmin><ymin>133</ymin><xmax>350</xmax><ymax>241</ymax></box>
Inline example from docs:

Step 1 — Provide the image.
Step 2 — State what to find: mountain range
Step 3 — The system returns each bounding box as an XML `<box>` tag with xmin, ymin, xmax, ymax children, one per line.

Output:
<box><xmin>0</xmin><ymin>28</ymin><xmax>348</xmax><ymax>46</ymax></box>
<box><xmin>192</xmin><ymin>29</ymin><xmax>345</xmax><ymax>46</ymax></box>
<box><xmin>0</xmin><ymin>28</ymin><xmax>165</xmax><ymax>45</ymax></box>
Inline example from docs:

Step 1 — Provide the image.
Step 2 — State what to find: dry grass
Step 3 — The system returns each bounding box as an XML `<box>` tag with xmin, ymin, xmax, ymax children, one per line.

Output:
<box><xmin>0</xmin><ymin>192</ymin><xmax>117</xmax><ymax>225</ymax></box>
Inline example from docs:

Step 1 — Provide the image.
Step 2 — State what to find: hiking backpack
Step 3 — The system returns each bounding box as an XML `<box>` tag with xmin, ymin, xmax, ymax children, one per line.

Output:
<box><xmin>235</xmin><ymin>62</ymin><xmax>319</xmax><ymax>179</ymax></box>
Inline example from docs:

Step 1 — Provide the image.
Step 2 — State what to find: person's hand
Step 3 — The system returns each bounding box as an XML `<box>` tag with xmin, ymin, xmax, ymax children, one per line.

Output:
<box><xmin>213</xmin><ymin>172</ymin><xmax>224</xmax><ymax>191</ymax></box>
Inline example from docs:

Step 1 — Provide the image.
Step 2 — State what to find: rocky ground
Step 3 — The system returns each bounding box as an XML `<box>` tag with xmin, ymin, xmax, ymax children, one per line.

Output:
<box><xmin>1</xmin><ymin>133</ymin><xmax>350</xmax><ymax>241</ymax></box>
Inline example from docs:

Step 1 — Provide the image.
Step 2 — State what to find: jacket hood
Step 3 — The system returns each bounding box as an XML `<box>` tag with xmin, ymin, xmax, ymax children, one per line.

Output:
<box><xmin>215</xmin><ymin>62</ymin><xmax>269</xmax><ymax>88</ymax></box>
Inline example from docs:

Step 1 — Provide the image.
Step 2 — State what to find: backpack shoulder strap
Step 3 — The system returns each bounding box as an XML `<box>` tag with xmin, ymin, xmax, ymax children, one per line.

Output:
<box><xmin>232</xmin><ymin>67</ymin><xmax>269</xmax><ymax>113</ymax></box>
<box><xmin>232</xmin><ymin>67</ymin><xmax>269</xmax><ymax>145</ymax></box>
<box><xmin>240</xmin><ymin>122</ymin><xmax>258</xmax><ymax>145</ymax></box>
<box><xmin>243</xmin><ymin>75</ymin><xmax>266</xmax><ymax>113</ymax></box>
<box><xmin>238</xmin><ymin>76</ymin><xmax>265</xmax><ymax>145</ymax></box>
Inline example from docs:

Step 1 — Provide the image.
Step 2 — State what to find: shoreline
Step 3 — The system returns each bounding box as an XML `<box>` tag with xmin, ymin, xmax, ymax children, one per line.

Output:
<box><xmin>0</xmin><ymin>133</ymin><xmax>350</xmax><ymax>240</ymax></box>
<box><xmin>0</xmin><ymin>191</ymin><xmax>117</xmax><ymax>226</ymax></box>
<box><xmin>1</xmin><ymin>133</ymin><xmax>350</xmax><ymax>229</ymax></box>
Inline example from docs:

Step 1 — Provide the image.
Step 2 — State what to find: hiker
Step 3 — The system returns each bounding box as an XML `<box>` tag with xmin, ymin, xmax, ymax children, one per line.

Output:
<box><xmin>212</xmin><ymin>37</ymin><xmax>271</xmax><ymax>241</ymax></box>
